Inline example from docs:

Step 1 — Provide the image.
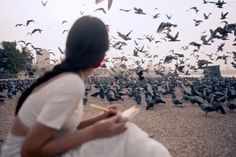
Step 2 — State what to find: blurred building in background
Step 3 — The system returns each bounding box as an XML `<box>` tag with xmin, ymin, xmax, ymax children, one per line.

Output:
<box><xmin>35</xmin><ymin>50</ymin><xmax>50</xmax><ymax>68</ymax></box>
<box><xmin>203</xmin><ymin>65</ymin><xmax>221</xmax><ymax>78</ymax></box>
<box><xmin>34</xmin><ymin>50</ymin><xmax>53</xmax><ymax>77</ymax></box>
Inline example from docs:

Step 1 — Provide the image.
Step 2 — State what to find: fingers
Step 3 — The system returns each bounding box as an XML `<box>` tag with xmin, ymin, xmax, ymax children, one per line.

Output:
<box><xmin>108</xmin><ymin>108</ymin><xmax>117</xmax><ymax>116</ymax></box>
<box><xmin>107</xmin><ymin>104</ymin><xmax>121</xmax><ymax>116</ymax></box>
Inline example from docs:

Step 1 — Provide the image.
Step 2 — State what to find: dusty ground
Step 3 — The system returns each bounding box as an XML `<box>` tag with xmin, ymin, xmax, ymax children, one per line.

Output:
<box><xmin>1</xmin><ymin>93</ymin><xmax>236</xmax><ymax>157</ymax></box>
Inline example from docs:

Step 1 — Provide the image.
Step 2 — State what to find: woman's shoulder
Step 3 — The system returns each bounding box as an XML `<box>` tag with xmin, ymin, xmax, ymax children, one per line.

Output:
<box><xmin>31</xmin><ymin>72</ymin><xmax>84</xmax><ymax>97</ymax></box>
<box><xmin>37</xmin><ymin>72</ymin><xmax>85</xmax><ymax>96</ymax></box>
<box><xmin>55</xmin><ymin>72</ymin><xmax>83</xmax><ymax>83</ymax></box>
<box><xmin>53</xmin><ymin>72</ymin><xmax>84</xmax><ymax>90</ymax></box>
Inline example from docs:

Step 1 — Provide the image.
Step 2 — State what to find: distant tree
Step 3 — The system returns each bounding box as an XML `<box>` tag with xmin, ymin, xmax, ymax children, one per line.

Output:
<box><xmin>0</xmin><ymin>41</ymin><xmax>33</xmax><ymax>77</ymax></box>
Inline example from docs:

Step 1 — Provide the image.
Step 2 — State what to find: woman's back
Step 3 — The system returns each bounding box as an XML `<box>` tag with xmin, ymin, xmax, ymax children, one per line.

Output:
<box><xmin>1</xmin><ymin>73</ymin><xmax>85</xmax><ymax>157</ymax></box>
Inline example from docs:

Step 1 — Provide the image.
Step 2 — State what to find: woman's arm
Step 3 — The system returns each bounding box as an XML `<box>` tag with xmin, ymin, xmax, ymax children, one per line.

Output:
<box><xmin>77</xmin><ymin>112</ymin><xmax>107</xmax><ymax>130</ymax></box>
<box><xmin>77</xmin><ymin>104</ymin><xmax>120</xmax><ymax>130</ymax></box>
<box><xmin>21</xmin><ymin>122</ymin><xmax>95</xmax><ymax>157</ymax></box>
<box><xmin>21</xmin><ymin>115</ymin><xmax>126</xmax><ymax>157</ymax></box>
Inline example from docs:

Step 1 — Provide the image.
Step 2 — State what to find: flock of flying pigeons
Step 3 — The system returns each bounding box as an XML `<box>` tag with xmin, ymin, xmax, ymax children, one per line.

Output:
<box><xmin>105</xmin><ymin>0</ymin><xmax>236</xmax><ymax>74</ymax></box>
<box><xmin>13</xmin><ymin>0</ymin><xmax>236</xmax><ymax>75</ymax></box>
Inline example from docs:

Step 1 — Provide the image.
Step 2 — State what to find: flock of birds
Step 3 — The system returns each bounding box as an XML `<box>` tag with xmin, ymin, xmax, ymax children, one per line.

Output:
<box><xmin>12</xmin><ymin>0</ymin><xmax>236</xmax><ymax>75</ymax></box>
<box><xmin>1</xmin><ymin>72</ymin><xmax>236</xmax><ymax>116</ymax></box>
<box><xmin>0</xmin><ymin>79</ymin><xmax>33</xmax><ymax>103</ymax></box>
<box><xmin>87</xmin><ymin>72</ymin><xmax>236</xmax><ymax>115</ymax></box>
<box><xmin>105</xmin><ymin>0</ymin><xmax>236</xmax><ymax>74</ymax></box>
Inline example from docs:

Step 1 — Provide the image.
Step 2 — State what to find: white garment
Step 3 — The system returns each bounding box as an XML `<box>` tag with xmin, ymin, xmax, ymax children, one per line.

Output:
<box><xmin>1</xmin><ymin>73</ymin><xmax>171</xmax><ymax>157</ymax></box>
<box><xmin>1</xmin><ymin>133</ymin><xmax>24</xmax><ymax>157</ymax></box>
<box><xmin>18</xmin><ymin>73</ymin><xmax>85</xmax><ymax>137</ymax></box>
<box><xmin>61</xmin><ymin>122</ymin><xmax>171</xmax><ymax>157</ymax></box>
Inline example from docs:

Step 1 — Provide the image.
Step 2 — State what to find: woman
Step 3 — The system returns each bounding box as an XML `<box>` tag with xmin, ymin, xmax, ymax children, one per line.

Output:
<box><xmin>1</xmin><ymin>16</ymin><xmax>171</xmax><ymax>157</ymax></box>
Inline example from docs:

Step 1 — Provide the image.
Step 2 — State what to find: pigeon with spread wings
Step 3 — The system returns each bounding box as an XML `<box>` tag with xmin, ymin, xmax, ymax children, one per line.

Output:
<box><xmin>120</xmin><ymin>9</ymin><xmax>132</xmax><ymax>12</ymax></box>
<box><xmin>15</xmin><ymin>24</ymin><xmax>25</xmax><ymax>27</ymax></box>
<box><xmin>153</xmin><ymin>13</ymin><xmax>160</xmax><ymax>19</ymax></box>
<box><xmin>41</xmin><ymin>1</ymin><xmax>48</xmax><ymax>6</ymax></box>
<box><xmin>187</xmin><ymin>7</ymin><xmax>199</xmax><ymax>13</ymax></box>
<box><xmin>157</xmin><ymin>22</ymin><xmax>177</xmax><ymax>33</ymax></box>
<box><xmin>133</xmin><ymin>7</ymin><xmax>146</xmax><ymax>15</ymax></box>
<box><xmin>166</xmin><ymin>14</ymin><xmax>172</xmax><ymax>20</ymax></box>
<box><xmin>61</xmin><ymin>20</ymin><xmax>67</xmax><ymax>24</ymax></box>
<box><xmin>220</xmin><ymin>12</ymin><xmax>228</xmax><ymax>20</ymax></box>
<box><xmin>208</xmin><ymin>0</ymin><xmax>226</xmax><ymax>8</ymax></box>
<box><xmin>31</xmin><ymin>29</ymin><xmax>43</xmax><ymax>34</ymax></box>
<box><xmin>62</xmin><ymin>30</ymin><xmax>69</xmax><ymax>34</ymax></box>
<box><xmin>203</xmin><ymin>13</ymin><xmax>211</xmax><ymax>19</ymax></box>
<box><xmin>166</xmin><ymin>32</ymin><xmax>180</xmax><ymax>42</ymax></box>
<box><xmin>26</xmin><ymin>20</ymin><xmax>34</xmax><ymax>26</ymax></box>
<box><xmin>95</xmin><ymin>0</ymin><xmax>113</xmax><ymax>10</ymax></box>
<box><xmin>117</xmin><ymin>30</ymin><xmax>132</xmax><ymax>40</ymax></box>
<box><xmin>94</xmin><ymin>8</ymin><xmax>107</xmax><ymax>14</ymax></box>
<box><xmin>193</xmin><ymin>19</ymin><xmax>203</xmax><ymax>26</ymax></box>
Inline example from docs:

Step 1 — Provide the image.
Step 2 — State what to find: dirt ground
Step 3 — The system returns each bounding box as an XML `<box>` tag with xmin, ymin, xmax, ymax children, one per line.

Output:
<box><xmin>1</xmin><ymin>94</ymin><xmax>236</xmax><ymax>157</ymax></box>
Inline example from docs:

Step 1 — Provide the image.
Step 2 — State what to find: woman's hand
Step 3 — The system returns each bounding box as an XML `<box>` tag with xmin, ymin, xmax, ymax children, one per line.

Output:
<box><xmin>99</xmin><ymin>104</ymin><xmax>121</xmax><ymax>119</ymax></box>
<box><xmin>77</xmin><ymin>104</ymin><xmax>121</xmax><ymax>130</ymax></box>
<box><xmin>91</xmin><ymin>115</ymin><xmax>127</xmax><ymax>138</ymax></box>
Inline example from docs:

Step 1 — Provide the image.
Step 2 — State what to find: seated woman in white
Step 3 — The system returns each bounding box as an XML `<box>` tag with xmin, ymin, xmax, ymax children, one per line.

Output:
<box><xmin>1</xmin><ymin>16</ymin><xmax>171</xmax><ymax>157</ymax></box>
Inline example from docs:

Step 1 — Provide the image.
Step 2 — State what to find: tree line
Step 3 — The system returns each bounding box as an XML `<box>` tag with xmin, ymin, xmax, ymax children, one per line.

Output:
<box><xmin>0</xmin><ymin>41</ymin><xmax>34</xmax><ymax>79</ymax></box>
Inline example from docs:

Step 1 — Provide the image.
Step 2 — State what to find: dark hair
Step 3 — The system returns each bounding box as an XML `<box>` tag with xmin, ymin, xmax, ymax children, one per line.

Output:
<box><xmin>15</xmin><ymin>16</ymin><xmax>109</xmax><ymax>115</ymax></box>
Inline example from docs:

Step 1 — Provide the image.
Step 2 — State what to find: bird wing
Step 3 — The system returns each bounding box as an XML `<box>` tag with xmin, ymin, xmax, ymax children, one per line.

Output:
<box><xmin>153</xmin><ymin>13</ymin><xmax>160</xmax><ymax>18</ymax></box>
<box><xmin>188</xmin><ymin>7</ymin><xmax>197</xmax><ymax>12</ymax></box>
<box><xmin>49</xmin><ymin>51</ymin><xmax>55</xmax><ymax>56</ymax></box>
<box><xmin>26</xmin><ymin>32</ymin><xmax>32</xmax><ymax>36</ymax></box>
<box><xmin>41</xmin><ymin>1</ymin><xmax>47</xmax><ymax>6</ymax></box>
<box><xmin>223</xmin><ymin>12</ymin><xmax>229</xmax><ymax>17</ymax></box>
<box><xmin>166</xmin><ymin>14</ymin><xmax>172</xmax><ymax>19</ymax></box>
<box><xmin>31</xmin><ymin>29</ymin><xmax>42</xmax><ymax>34</ymax></box>
<box><xmin>62</xmin><ymin>20</ymin><xmax>67</xmax><ymax>24</ymax></box>
<box><xmin>157</xmin><ymin>23</ymin><xmax>165</xmax><ymax>33</ymax></box>
<box><xmin>26</xmin><ymin>20</ymin><xmax>34</xmax><ymax>26</ymax></box>
<box><xmin>62</xmin><ymin>30</ymin><xmax>68</xmax><ymax>34</ymax></box>
<box><xmin>208</xmin><ymin>1</ymin><xmax>216</xmax><ymax>4</ymax></box>
<box><xmin>26</xmin><ymin>42</ymin><xmax>31</xmax><ymax>46</ymax></box>
<box><xmin>203</xmin><ymin>13</ymin><xmax>207</xmax><ymax>18</ymax></box>
<box><xmin>108</xmin><ymin>0</ymin><xmax>113</xmax><ymax>10</ymax></box>
<box><xmin>125</xmin><ymin>30</ymin><xmax>132</xmax><ymax>37</ymax></box>
<box><xmin>120</xmin><ymin>9</ymin><xmax>131</xmax><ymax>12</ymax></box>
<box><xmin>94</xmin><ymin>8</ymin><xmax>106</xmax><ymax>14</ymax></box>
<box><xmin>166</xmin><ymin>33</ymin><xmax>174</xmax><ymax>40</ymax></box>
<box><xmin>58</xmin><ymin>46</ymin><xmax>64</xmax><ymax>54</ymax></box>
<box><xmin>36</xmin><ymin>51</ymin><xmax>44</xmax><ymax>55</ymax></box>
<box><xmin>17</xmin><ymin>40</ymin><xmax>26</xmax><ymax>44</ymax></box>
<box><xmin>15</xmin><ymin>24</ymin><xmax>24</xmax><ymax>27</ymax></box>
<box><xmin>95</xmin><ymin>0</ymin><xmax>104</xmax><ymax>4</ymax></box>
<box><xmin>174</xmin><ymin>32</ymin><xmax>179</xmax><ymax>40</ymax></box>
<box><xmin>117</xmin><ymin>32</ymin><xmax>125</xmax><ymax>39</ymax></box>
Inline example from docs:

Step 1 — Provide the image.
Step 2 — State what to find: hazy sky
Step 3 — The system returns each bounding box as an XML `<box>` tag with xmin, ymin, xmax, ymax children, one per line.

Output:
<box><xmin>1</xmin><ymin>0</ymin><xmax>236</xmax><ymax>70</ymax></box>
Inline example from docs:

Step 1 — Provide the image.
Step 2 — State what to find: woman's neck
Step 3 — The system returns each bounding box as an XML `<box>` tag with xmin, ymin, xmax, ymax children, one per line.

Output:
<box><xmin>78</xmin><ymin>68</ymin><xmax>93</xmax><ymax>80</ymax></box>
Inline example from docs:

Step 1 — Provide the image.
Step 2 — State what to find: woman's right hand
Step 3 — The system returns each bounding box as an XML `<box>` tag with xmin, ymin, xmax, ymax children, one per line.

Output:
<box><xmin>91</xmin><ymin>115</ymin><xmax>127</xmax><ymax>138</ymax></box>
